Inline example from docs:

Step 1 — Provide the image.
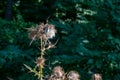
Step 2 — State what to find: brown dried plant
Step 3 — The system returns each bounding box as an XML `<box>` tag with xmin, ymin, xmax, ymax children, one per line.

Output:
<box><xmin>28</xmin><ymin>23</ymin><xmax>56</xmax><ymax>45</ymax></box>
<box><xmin>24</xmin><ymin>22</ymin><xmax>57</xmax><ymax>80</ymax></box>
<box><xmin>25</xmin><ymin>21</ymin><xmax>81</xmax><ymax>80</ymax></box>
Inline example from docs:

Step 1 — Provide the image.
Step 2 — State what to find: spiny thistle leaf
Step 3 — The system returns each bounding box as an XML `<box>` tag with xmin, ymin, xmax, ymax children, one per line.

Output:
<box><xmin>24</xmin><ymin>64</ymin><xmax>33</xmax><ymax>71</ymax></box>
<box><xmin>24</xmin><ymin>64</ymin><xmax>40</xmax><ymax>77</ymax></box>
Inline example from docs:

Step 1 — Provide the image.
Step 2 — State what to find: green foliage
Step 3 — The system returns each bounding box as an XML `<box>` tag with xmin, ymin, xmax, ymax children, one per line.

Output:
<box><xmin>0</xmin><ymin>19</ymin><xmax>38</xmax><ymax>80</ymax></box>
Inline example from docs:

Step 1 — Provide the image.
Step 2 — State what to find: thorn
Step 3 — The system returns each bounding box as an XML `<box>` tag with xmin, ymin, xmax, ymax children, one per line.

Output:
<box><xmin>54</xmin><ymin>38</ymin><xmax>59</xmax><ymax>46</ymax></box>
<box><xmin>29</xmin><ymin>36</ymin><xmax>36</xmax><ymax>46</ymax></box>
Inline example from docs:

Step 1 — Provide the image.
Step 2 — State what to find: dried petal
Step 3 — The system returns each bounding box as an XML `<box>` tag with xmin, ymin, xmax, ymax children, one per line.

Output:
<box><xmin>28</xmin><ymin>27</ymin><xmax>37</xmax><ymax>39</ymax></box>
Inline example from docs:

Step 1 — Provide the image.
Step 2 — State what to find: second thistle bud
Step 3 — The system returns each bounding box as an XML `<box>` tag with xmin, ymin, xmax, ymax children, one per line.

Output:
<box><xmin>50</xmin><ymin>66</ymin><xmax>65</xmax><ymax>80</ymax></box>
<box><xmin>36</xmin><ymin>57</ymin><xmax>45</xmax><ymax>67</ymax></box>
<box><xmin>67</xmin><ymin>71</ymin><xmax>80</xmax><ymax>80</ymax></box>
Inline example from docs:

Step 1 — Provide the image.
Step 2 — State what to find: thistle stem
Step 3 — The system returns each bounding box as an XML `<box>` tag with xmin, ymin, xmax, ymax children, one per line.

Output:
<box><xmin>39</xmin><ymin>65</ymin><xmax>43</xmax><ymax>80</ymax></box>
<box><xmin>40</xmin><ymin>37</ymin><xmax>44</xmax><ymax>80</ymax></box>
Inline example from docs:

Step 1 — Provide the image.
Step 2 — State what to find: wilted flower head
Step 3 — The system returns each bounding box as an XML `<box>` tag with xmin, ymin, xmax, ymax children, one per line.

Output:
<box><xmin>27</xmin><ymin>23</ymin><xmax>56</xmax><ymax>44</ymax></box>
<box><xmin>49</xmin><ymin>66</ymin><xmax>65</xmax><ymax>80</ymax></box>
<box><xmin>92</xmin><ymin>73</ymin><xmax>102</xmax><ymax>80</ymax></box>
<box><xmin>36</xmin><ymin>57</ymin><xmax>45</xmax><ymax>67</ymax></box>
<box><xmin>67</xmin><ymin>71</ymin><xmax>80</xmax><ymax>80</ymax></box>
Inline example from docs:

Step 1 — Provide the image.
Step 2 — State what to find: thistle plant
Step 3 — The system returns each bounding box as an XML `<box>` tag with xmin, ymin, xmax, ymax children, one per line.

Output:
<box><xmin>24</xmin><ymin>21</ymin><xmax>81</xmax><ymax>80</ymax></box>
<box><xmin>24</xmin><ymin>22</ymin><xmax>57</xmax><ymax>80</ymax></box>
<box><xmin>24</xmin><ymin>21</ymin><xmax>103</xmax><ymax>80</ymax></box>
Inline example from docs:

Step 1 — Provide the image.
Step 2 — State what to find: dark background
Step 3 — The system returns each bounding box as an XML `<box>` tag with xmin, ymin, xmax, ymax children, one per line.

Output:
<box><xmin>0</xmin><ymin>0</ymin><xmax>120</xmax><ymax>80</ymax></box>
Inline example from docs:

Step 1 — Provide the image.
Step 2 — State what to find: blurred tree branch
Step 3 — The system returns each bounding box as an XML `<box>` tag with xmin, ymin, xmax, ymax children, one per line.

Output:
<box><xmin>4</xmin><ymin>0</ymin><xmax>13</xmax><ymax>20</ymax></box>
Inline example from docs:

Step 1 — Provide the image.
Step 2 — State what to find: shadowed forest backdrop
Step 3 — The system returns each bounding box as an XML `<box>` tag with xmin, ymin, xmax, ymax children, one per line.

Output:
<box><xmin>0</xmin><ymin>0</ymin><xmax>120</xmax><ymax>80</ymax></box>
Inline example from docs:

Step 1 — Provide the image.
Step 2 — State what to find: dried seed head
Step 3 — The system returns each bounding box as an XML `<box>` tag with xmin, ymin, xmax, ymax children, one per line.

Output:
<box><xmin>67</xmin><ymin>71</ymin><xmax>80</xmax><ymax>80</ymax></box>
<box><xmin>50</xmin><ymin>66</ymin><xmax>65</xmax><ymax>80</ymax></box>
<box><xmin>92</xmin><ymin>73</ymin><xmax>102</xmax><ymax>80</ymax></box>
<box><xmin>36</xmin><ymin>57</ymin><xmax>45</xmax><ymax>67</ymax></box>
<box><xmin>27</xmin><ymin>23</ymin><xmax>56</xmax><ymax>42</ymax></box>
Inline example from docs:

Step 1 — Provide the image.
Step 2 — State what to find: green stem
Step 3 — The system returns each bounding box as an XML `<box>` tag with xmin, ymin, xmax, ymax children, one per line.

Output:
<box><xmin>39</xmin><ymin>65</ymin><xmax>43</xmax><ymax>80</ymax></box>
<box><xmin>40</xmin><ymin>37</ymin><xmax>44</xmax><ymax>80</ymax></box>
